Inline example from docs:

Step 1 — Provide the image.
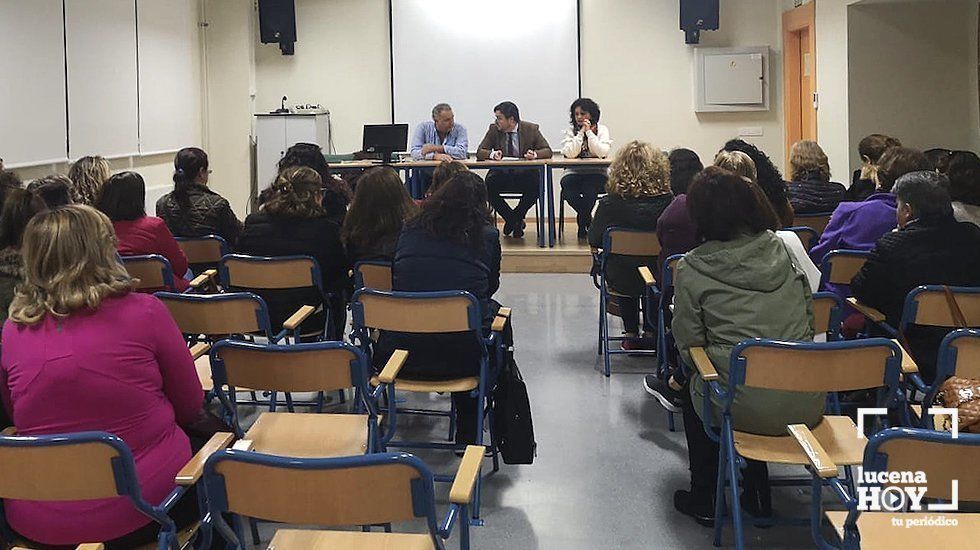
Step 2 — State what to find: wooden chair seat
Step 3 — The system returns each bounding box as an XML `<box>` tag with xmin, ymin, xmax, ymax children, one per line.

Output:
<box><xmin>269</xmin><ymin>529</ymin><xmax>435</xmax><ymax>550</ymax></box>
<box><xmin>826</xmin><ymin>511</ymin><xmax>980</xmax><ymax>550</ymax></box>
<box><xmin>370</xmin><ymin>375</ymin><xmax>479</xmax><ymax>393</ymax></box>
<box><xmin>734</xmin><ymin>416</ymin><xmax>865</xmax><ymax>466</ymax></box>
<box><xmin>196</xmin><ymin>355</ymin><xmax>255</xmax><ymax>393</ymax></box>
<box><xmin>245</xmin><ymin>412</ymin><xmax>368</xmax><ymax>458</ymax></box>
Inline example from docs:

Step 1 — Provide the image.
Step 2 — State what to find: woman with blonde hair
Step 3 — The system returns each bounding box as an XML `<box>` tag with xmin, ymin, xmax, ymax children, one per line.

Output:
<box><xmin>67</xmin><ymin>155</ymin><xmax>111</xmax><ymax>205</ymax></box>
<box><xmin>786</xmin><ymin>140</ymin><xmax>845</xmax><ymax>214</ymax></box>
<box><xmin>0</xmin><ymin>205</ymin><xmax>205</xmax><ymax>547</ymax></box>
<box><xmin>588</xmin><ymin>140</ymin><xmax>674</xmax><ymax>349</ymax></box>
<box><xmin>237</xmin><ymin>166</ymin><xmax>349</xmax><ymax>335</ymax></box>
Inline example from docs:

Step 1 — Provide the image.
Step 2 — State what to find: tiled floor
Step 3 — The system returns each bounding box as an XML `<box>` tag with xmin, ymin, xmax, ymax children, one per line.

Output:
<box><xmin>248</xmin><ymin>274</ymin><xmax>820</xmax><ymax>549</ymax></box>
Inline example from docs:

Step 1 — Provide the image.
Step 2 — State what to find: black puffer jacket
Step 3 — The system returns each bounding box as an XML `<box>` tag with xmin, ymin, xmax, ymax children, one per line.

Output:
<box><xmin>787</xmin><ymin>172</ymin><xmax>846</xmax><ymax>214</ymax></box>
<box><xmin>852</xmin><ymin>212</ymin><xmax>980</xmax><ymax>382</ymax></box>
<box><xmin>156</xmin><ymin>184</ymin><xmax>242</xmax><ymax>245</ymax></box>
<box><xmin>588</xmin><ymin>193</ymin><xmax>673</xmax><ymax>296</ymax></box>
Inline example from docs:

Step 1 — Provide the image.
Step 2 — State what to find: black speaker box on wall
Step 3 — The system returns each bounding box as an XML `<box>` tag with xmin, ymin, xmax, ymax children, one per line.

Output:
<box><xmin>680</xmin><ymin>0</ymin><xmax>719</xmax><ymax>44</ymax></box>
<box><xmin>258</xmin><ymin>0</ymin><xmax>297</xmax><ymax>55</ymax></box>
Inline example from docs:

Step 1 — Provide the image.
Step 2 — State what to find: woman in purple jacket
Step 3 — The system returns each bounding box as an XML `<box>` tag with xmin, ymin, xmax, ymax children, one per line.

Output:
<box><xmin>656</xmin><ymin>148</ymin><xmax>703</xmax><ymax>278</ymax></box>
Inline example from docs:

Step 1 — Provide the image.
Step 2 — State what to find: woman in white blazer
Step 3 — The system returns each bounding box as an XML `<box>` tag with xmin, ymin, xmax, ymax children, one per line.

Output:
<box><xmin>560</xmin><ymin>98</ymin><xmax>613</xmax><ymax>238</ymax></box>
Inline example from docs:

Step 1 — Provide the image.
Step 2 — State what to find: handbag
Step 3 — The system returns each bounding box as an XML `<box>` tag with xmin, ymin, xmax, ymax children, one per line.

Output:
<box><xmin>935</xmin><ymin>377</ymin><xmax>980</xmax><ymax>433</ymax></box>
<box><xmin>491</xmin><ymin>348</ymin><xmax>537</xmax><ymax>465</ymax></box>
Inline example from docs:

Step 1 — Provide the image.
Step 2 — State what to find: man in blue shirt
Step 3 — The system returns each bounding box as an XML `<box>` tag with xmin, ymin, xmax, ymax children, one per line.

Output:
<box><xmin>410</xmin><ymin>103</ymin><xmax>468</xmax><ymax>193</ymax></box>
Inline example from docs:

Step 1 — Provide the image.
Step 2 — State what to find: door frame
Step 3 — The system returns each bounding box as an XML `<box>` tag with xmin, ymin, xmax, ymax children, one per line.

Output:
<box><xmin>783</xmin><ymin>1</ymin><xmax>817</xmax><ymax>168</ymax></box>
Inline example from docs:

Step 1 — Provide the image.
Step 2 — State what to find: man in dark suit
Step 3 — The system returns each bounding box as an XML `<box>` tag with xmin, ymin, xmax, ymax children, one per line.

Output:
<box><xmin>476</xmin><ymin>101</ymin><xmax>552</xmax><ymax>238</ymax></box>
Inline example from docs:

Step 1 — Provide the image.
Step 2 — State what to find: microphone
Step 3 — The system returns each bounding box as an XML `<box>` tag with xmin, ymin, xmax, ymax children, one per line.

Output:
<box><xmin>273</xmin><ymin>95</ymin><xmax>289</xmax><ymax>114</ymax></box>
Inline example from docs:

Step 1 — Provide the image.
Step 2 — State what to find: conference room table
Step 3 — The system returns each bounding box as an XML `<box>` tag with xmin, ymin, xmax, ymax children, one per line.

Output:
<box><xmin>327</xmin><ymin>157</ymin><xmax>612</xmax><ymax>248</ymax></box>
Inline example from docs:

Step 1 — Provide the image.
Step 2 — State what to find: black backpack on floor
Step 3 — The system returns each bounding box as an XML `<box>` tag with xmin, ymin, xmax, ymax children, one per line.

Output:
<box><xmin>492</xmin><ymin>349</ymin><xmax>536</xmax><ymax>464</ymax></box>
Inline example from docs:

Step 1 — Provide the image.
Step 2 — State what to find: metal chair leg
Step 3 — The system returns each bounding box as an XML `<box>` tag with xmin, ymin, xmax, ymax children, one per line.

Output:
<box><xmin>728</xmin><ymin>433</ymin><xmax>745</xmax><ymax>550</ymax></box>
<box><xmin>713</xmin><ymin>431</ymin><xmax>728</xmax><ymax>547</ymax></box>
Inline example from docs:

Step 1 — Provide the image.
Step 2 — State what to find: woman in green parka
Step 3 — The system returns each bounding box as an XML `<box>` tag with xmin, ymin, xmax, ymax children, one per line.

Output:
<box><xmin>671</xmin><ymin>166</ymin><xmax>825</xmax><ymax>526</ymax></box>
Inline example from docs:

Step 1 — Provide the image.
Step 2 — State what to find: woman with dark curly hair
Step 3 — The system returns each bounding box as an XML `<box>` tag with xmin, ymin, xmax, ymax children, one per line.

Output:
<box><xmin>372</xmin><ymin>171</ymin><xmax>502</xmax><ymax>445</ymax></box>
<box><xmin>560</xmin><ymin>97</ymin><xmax>613</xmax><ymax>238</ymax></box>
<box><xmin>722</xmin><ymin>139</ymin><xmax>794</xmax><ymax>227</ymax></box>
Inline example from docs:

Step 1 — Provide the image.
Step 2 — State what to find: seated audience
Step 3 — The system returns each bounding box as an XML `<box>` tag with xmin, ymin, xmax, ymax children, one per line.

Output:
<box><xmin>656</xmin><ymin>148</ymin><xmax>703</xmax><ymax>277</ymax></box>
<box><xmin>0</xmin><ymin>189</ymin><xmax>44</xmax><ymax>323</ymax></box>
<box><xmin>786</xmin><ymin>140</ymin><xmax>845</xmax><ymax>214</ymax></box>
<box><xmin>671</xmin><ymin>167</ymin><xmax>821</xmax><ymax>525</ymax></box>
<box><xmin>713</xmin><ymin>151</ymin><xmax>820</xmax><ymax>291</ymax></box>
<box><xmin>948</xmin><ymin>150</ymin><xmax>980</xmax><ymax>227</ymax></box>
<box><xmin>374</xmin><ymin>172</ymin><xmax>502</xmax><ymax>445</ymax></box>
<box><xmin>237</xmin><ymin>166</ymin><xmax>349</xmax><ymax>335</ymax></box>
<box><xmin>810</xmin><ymin>147</ymin><xmax>931</xmax><ymax>271</ymax></box>
<box><xmin>274</xmin><ymin>142</ymin><xmax>352</xmax><ymax>225</ymax></box>
<box><xmin>477</xmin><ymin>101</ymin><xmax>553</xmax><ymax>238</ymax></box>
<box><xmin>924</xmin><ymin>147</ymin><xmax>953</xmax><ymax>174</ymax></box>
<box><xmin>426</xmin><ymin>160</ymin><xmax>469</xmax><ymax>199</ymax></box>
<box><xmin>156</xmin><ymin>147</ymin><xmax>242</xmax><ymax>245</ymax></box>
<box><xmin>588</xmin><ymin>141</ymin><xmax>673</xmax><ymax>349</ymax></box>
<box><xmin>67</xmin><ymin>155</ymin><xmax>111</xmax><ymax>205</ymax></box>
<box><xmin>722</xmin><ymin>139</ymin><xmax>794</xmax><ymax>227</ymax></box>
<box><xmin>851</xmin><ymin>171</ymin><xmax>980</xmax><ymax>383</ymax></box>
<box><xmin>97</xmin><ymin>171</ymin><xmax>190</xmax><ymax>291</ymax></box>
<box><xmin>846</xmin><ymin>134</ymin><xmax>901</xmax><ymax>202</ymax></box>
<box><xmin>342</xmin><ymin>166</ymin><xmax>418</xmax><ymax>264</ymax></box>
<box><xmin>0</xmin><ymin>205</ymin><xmax>204</xmax><ymax>547</ymax></box>
<box><xmin>26</xmin><ymin>175</ymin><xmax>73</xmax><ymax>208</ymax></box>
<box><xmin>560</xmin><ymin>97</ymin><xmax>613</xmax><ymax>238</ymax></box>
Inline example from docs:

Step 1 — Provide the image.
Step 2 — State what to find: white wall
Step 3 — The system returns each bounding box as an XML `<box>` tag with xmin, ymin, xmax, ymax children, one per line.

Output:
<box><xmin>848</xmin><ymin>0</ymin><xmax>979</xmax><ymax>161</ymax></box>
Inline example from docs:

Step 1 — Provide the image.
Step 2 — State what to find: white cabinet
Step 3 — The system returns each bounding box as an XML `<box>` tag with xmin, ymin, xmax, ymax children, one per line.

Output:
<box><xmin>694</xmin><ymin>46</ymin><xmax>770</xmax><ymax>112</ymax></box>
<box><xmin>254</xmin><ymin>114</ymin><xmax>330</xmax><ymax>191</ymax></box>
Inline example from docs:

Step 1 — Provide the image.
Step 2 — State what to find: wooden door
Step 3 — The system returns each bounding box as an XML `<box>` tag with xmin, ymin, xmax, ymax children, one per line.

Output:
<box><xmin>783</xmin><ymin>2</ymin><xmax>817</xmax><ymax>167</ymax></box>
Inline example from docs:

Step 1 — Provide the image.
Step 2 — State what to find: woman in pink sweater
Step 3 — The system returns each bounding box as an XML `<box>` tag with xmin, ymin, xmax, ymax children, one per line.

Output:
<box><xmin>97</xmin><ymin>171</ymin><xmax>190</xmax><ymax>291</ymax></box>
<box><xmin>0</xmin><ymin>205</ymin><xmax>204</xmax><ymax>546</ymax></box>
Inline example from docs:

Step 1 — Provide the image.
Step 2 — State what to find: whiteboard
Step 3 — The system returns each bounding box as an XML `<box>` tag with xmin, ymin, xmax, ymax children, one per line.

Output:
<box><xmin>65</xmin><ymin>0</ymin><xmax>140</xmax><ymax>159</ymax></box>
<box><xmin>391</xmin><ymin>0</ymin><xmax>580</xmax><ymax>151</ymax></box>
<box><xmin>0</xmin><ymin>0</ymin><xmax>68</xmax><ymax>167</ymax></box>
<box><xmin>137</xmin><ymin>0</ymin><xmax>203</xmax><ymax>155</ymax></box>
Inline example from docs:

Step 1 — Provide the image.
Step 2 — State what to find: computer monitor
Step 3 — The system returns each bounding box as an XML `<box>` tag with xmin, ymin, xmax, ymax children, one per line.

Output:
<box><xmin>362</xmin><ymin>124</ymin><xmax>408</xmax><ymax>164</ymax></box>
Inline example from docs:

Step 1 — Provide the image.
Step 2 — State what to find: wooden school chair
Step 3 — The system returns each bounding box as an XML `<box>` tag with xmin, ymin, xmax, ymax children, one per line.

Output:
<box><xmin>690</xmin><ymin>338</ymin><xmax>910</xmax><ymax>550</ymax></box>
<box><xmin>176</xmin><ymin>235</ymin><xmax>229</xmax><ymax>266</ymax></box>
<box><xmin>801</xmin><ymin>427</ymin><xmax>980</xmax><ymax>550</ymax></box>
<box><xmin>352</xmin><ymin>260</ymin><xmax>393</xmax><ymax>291</ymax></box>
<box><xmin>219</xmin><ymin>254</ymin><xmax>337</xmax><ymax>340</ymax></box>
<box><xmin>596</xmin><ymin>227</ymin><xmax>661</xmax><ymax>377</ymax></box>
<box><xmin>209</xmin><ymin>339</ymin><xmax>393</xmax><ymax>455</ymax></box>
<box><xmin>121</xmin><ymin>254</ymin><xmax>213</xmax><ymax>293</ymax></box>
<box><xmin>639</xmin><ymin>252</ymin><xmax>683</xmax><ymax>431</ymax></box>
<box><xmin>350</xmin><ymin>289</ymin><xmax>509</xmax><ymax>521</ymax></box>
<box><xmin>0</xmin><ymin>428</ymin><xmax>233</xmax><ymax>550</ymax></box>
<box><xmin>784</xmin><ymin>226</ymin><xmax>819</xmax><ymax>251</ymax></box>
<box><xmin>818</xmin><ymin>249</ymin><xmax>871</xmax><ymax>293</ymax></box>
<box><xmin>202</xmin><ymin>445</ymin><xmax>484</xmax><ymax>550</ymax></box>
<box><xmin>792</xmin><ymin>212</ymin><xmax>834</xmax><ymax>236</ymax></box>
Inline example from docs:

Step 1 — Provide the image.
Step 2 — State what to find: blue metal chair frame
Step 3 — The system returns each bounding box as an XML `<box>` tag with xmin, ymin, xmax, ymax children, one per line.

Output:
<box><xmin>699</xmin><ymin>338</ymin><xmax>907</xmax><ymax>549</ymax></box>
<box><xmin>817</xmin><ymin>249</ymin><xmax>872</xmax><ymax>292</ymax></box>
<box><xmin>202</xmin><ymin>449</ymin><xmax>470</xmax><ymax>550</ymax></box>
<box><xmin>175</xmin><ymin>235</ymin><xmax>230</xmax><ymax>266</ymax></box>
<box><xmin>350</xmin><ymin>289</ymin><xmax>502</xmax><ymax>523</ymax></box>
<box><xmin>813</xmin><ymin>291</ymin><xmax>849</xmax><ymax>415</ymax></box>
<box><xmin>208</xmin><ymin>339</ymin><xmax>380</xmax><ymax>441</ymax></box>
<box><xmin>908</xmin><ymin>328</ymin><xmax>980</xmax><ymax>429</ymax></box>
<box><xmin>217</xmin><ymin>253</ymin><xmax>335</xmax><ymax>341</ymax></box>
<box><xmin>596</xmin><ymin>227</ymin><xmax>660</xmax><ymax>377</ymax></box>
<box><xmin>0</xmin><ymin>431</ymin><xmax>201</xmax><ymax>550</ymax></box>
<box><xmin>784</xmin><ymin>225</ymin><xmax>819</xmax><ymax>251</ymax></box>
<box><xmin>645</xmin><ymin>253</ymin><xmax>684</xmax><ymax>431</ymax></box>
<box><xmin>806</xmin><ymin>427</ymin><xmax>980</xmax><ymax>550</ymax></box>
<box><xmin>122</xmin><ymin>254</ymin><xmax>178</xmax><ymax>292</ymax></box>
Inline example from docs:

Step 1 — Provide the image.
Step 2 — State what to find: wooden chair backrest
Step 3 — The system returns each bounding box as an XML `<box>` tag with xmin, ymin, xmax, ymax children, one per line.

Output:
<box><xmin>213</xmin><ymin>459</ymin><xmax>421</xmax><ymax>526</ymax></box>
<box><xmin>949</xmin><ymin>333</ymin><xmax>980</xmax><ymax>380</ymax></box>
<box><xmin>908</xmin><ymin>289</ymin><xmax>980</xmax><ymax>327</ymax></box>
<box><xmin>224</xmin><ymin>256</ymin><xmax>316</xmax><ymax>290</ymax></box>
<box><xmin>792</xmin><ymin>213</ymin><xmax>832</xmax><ymax>235</ymax></box>
<box><xmin>122</xmin><ymin>256</ymin><xmax>171</xmax><ymax>290</ymax></box>
<box><xmin>0</xmin><ymin>439</ymin><xmax>121</xmax><ymax>501</ymax></box>
<box><xmin>812</xmin><ymin>295</ymin><xmax>838</xmax><ymax>335</ymax></box>
<box><xmin>740</xmin><ymin>343</ymin><xmax>895</xmax><ymax>392</ymax></box>
<box><xmin>825</xmin><ymin>253</ymin><xmax>869</xmax><ymax>286</ymax></box>
<box><xmin>178</xmin><ymin>238</ymin><xmax>225</xmax><ymax>265</ymax></box>
<box><xmin>875</xmin><ymin>436</ymin><xmax>980</xmax><ymax>501</ymax></box>
<box><xmin>355</xmin><ymin>263</ymin><xmax>393</xmax><ymax>291</ymax></box>
<box><xmin>159</xmin><ymin>295</ymin><xmax>263</xmax><ymax>336</ymax></box>
<box><xmin>216</xmin><ymin>345</ymin><xmax>357</xmax><ymax>393</ymax></box>
<box><xmin>607</xmin><ymin>230</ymin><xmax>661</xmax><ymax>257</ymax></box>
<box><xmin>355</xmin><ymin>293</ymin><xmax>475</xmax><ymax>333</ymax></box>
